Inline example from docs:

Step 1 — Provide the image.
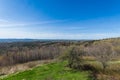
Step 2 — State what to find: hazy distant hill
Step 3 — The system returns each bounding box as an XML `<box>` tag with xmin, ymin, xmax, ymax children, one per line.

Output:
<box><xmin>0</xmin><ymin>39</ymin><xmax>38</xmax><ymax>43</ymax></box>
<box><xmin>0</xmin><ymin>39</ymin><xmax>91</xmax><ymax>43</ymax></box>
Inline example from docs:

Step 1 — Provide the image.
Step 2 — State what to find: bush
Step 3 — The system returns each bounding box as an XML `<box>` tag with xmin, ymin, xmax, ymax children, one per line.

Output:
<box><xmin>61</xmin><ymin>45</ymin><xmax>85</xmax><ymax>70</ymax></box>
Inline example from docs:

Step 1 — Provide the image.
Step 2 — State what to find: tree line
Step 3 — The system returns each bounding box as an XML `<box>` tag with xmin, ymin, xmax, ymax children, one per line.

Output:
<box><xmin>0</xmin><ymin>38</ymin><xmax>120</xmax><ymax>69</ymax></box>
<box><xmin>0</xmin><ymin>41</ymin><xmax>79</xmax><ymax>67</ymax></box>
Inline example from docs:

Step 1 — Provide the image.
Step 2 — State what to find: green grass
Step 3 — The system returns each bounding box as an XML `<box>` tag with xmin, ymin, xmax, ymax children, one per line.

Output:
<box><xmin>1</xmin><ymin>61</ymin><xmax>91</xmax><ymax>80</ymax></box>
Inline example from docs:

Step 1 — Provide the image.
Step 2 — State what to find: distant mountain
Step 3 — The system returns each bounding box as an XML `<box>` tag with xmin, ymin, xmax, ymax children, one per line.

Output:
<box><xmin>0</xmin><ymin>39</ymin><xmax>93</xmax><ymax>43</ymax></box>
<box><xmin>0</xmin><ymin>39</ymin><xmax>38</xmax><ymax>43</ymax></box>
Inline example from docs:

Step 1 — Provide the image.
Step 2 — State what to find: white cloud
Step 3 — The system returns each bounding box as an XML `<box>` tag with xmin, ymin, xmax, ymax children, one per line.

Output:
<box><xmin>0</xmin><ymin>18</ymin><xmax>120</xmax><ymax>39</ymax></box>
<box><xmin>0</xmin><ymin>31</ymin><xmax>119</xmax><ymax>39</ymax></box>
<box><xmin>0</xmin><ymin>19</ymin><xmax>67</xmax><ymax>27</ymax></box>
<box><xmin>0</xmin><ymin>19</ymin><xmax>9</xmax><ymax>22</ymax></box>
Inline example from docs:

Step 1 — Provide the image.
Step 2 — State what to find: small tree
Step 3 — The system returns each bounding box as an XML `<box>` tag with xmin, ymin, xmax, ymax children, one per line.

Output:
<box><xmin>61</xmin><ymin>45</ymin><xmax>85</xmax><ymax>69</ymax></box>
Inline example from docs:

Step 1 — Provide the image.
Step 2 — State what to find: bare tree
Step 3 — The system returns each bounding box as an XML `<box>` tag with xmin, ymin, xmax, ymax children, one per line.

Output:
<box><xmin>87</xmin><ymin>41</ymin><xmax>115</xmax><ymax>70</ymax></box>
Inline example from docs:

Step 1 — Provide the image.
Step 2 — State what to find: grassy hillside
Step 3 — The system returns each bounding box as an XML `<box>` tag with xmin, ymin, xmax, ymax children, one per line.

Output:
<box><xmin>1</xmin><ymin>61</ymin><xmax>91</xmax><ymax>80</ymax></box>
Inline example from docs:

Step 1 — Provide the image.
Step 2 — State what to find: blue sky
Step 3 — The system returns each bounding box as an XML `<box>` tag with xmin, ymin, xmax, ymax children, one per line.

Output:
<box><xmin>0</xmin><ymin>0</ymin><xmax>120</xmax><ymax>39</ymax></box>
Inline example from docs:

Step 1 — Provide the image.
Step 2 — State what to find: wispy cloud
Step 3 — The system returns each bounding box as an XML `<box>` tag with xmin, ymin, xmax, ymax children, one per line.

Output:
<box><xmin>67</xmin><ymin>26</ymin><xmax>86</xmax><ymax>30</ymax></box>
<box><xmin>0</xmin><ymin>17</ymin><xmax>120</xmax><ymax>39</ymax></box>
<box><xmin>0</xmin><ymin>19</ymin><xmax>9</xmax><ymax>22</ymax></box>
<box><xmin>0</xmin><ymin>19</ymin><xmax>67</xmax><ymax>27</ymax></box>
<box><xmin>0</xmin><ymin>27</ymin><xmax>119</xmax><ymax>39</ymax></box>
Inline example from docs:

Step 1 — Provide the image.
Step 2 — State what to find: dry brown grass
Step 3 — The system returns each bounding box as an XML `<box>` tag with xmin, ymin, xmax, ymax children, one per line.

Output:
<box><xmin>0</xmin><ymin>60</ymin><xmax>52</xmax><ymax>76</ymax></box>
<box><xmin>86</xmin><ymin>60</ymin><xmax>120</xmax><ymax>80</ymax></box>
<box><xmin>83</xmin><ymin>56</ymin><xmax>95</xmax><ymax>61</ymax></box>
<box><xmin>97</xmin><ymin>74</ymin><xmax>120</xmax><ymax>80</ymax></box>
<box><xmin>97</xmin><ymin>63</ymin><xmax>120</xmax><ymax>80</ymax></box>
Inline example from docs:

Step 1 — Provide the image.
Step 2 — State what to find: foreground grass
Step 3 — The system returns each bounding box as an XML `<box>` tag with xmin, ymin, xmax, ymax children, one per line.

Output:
<box><xmin>1</xmin><ymin>61</ymin><xmax>91</xmax><ymax>80</ymax></box>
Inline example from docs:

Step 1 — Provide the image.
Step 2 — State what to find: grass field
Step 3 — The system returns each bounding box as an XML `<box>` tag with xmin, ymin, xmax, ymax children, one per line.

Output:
<box><xmin>1</xmin><ymin>60</ymin><xmax>120</xmax><ymax>80</ymax></box>
<box><xmin>0</xmin><ymin>61</ymin><xmax>91</xmax><ymax>80</ymax></box>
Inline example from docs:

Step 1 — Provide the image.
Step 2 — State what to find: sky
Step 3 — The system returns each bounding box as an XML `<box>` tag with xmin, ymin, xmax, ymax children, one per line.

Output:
<box><xmin>0</xmin><ymin>0</ymin><xmax>120</xmax><ymax>39</ymax></box>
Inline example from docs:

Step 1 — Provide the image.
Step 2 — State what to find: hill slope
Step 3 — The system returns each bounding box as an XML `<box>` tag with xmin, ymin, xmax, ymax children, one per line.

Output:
<box><xmin>1</xmin><ymin>62</ymin><xmax>91</xmax><ymax>80</ymax></box>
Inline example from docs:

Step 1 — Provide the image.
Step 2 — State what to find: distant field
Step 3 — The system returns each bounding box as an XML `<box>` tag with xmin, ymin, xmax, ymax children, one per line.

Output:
<box><xmin>0</xmin><ymin>61</ymin><xmax>91</xmax><ymax>80</ymax></box>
